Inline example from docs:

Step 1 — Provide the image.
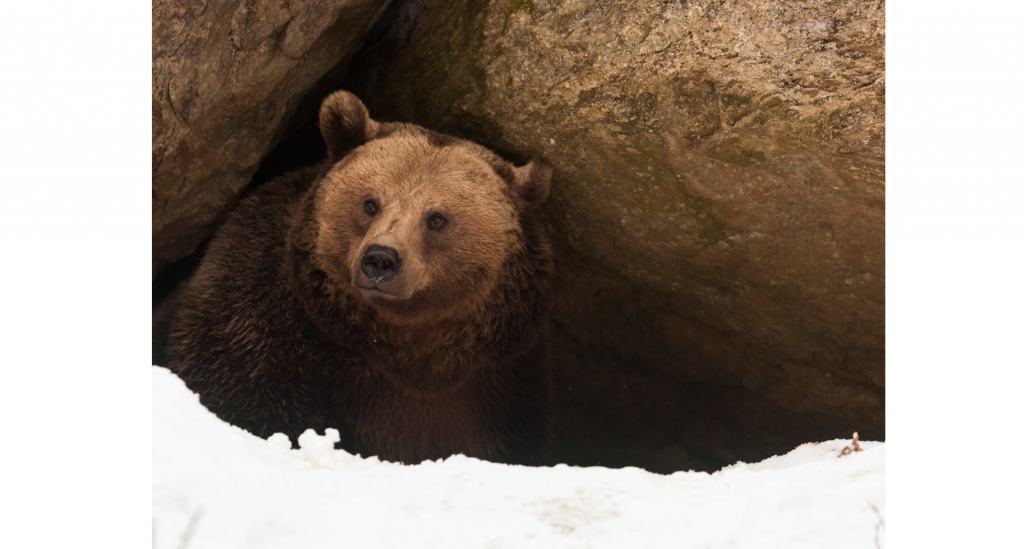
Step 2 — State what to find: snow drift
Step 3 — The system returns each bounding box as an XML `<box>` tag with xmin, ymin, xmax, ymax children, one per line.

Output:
<box><xmin>153</xmin><ymin>366</ymin><xmax>885</xmax><ymax>548</ymax></box>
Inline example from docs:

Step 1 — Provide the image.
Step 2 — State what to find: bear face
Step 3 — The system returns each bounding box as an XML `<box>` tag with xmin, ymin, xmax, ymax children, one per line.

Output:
<box><xmin>310</xmin><ymin>92</ymin><xmax>551</xmax><ymax>326</ymax></box>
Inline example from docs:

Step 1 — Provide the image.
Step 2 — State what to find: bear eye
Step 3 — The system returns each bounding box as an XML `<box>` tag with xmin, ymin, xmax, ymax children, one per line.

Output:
<box><xmin>428</xmin><ymin>214</ymin><xmax>447</xmax><ymax>230</ymax></box>
<box><xmin>364</xmin><ymin>200</ymin><xmax>378</xmax><ymax>216</ymax></box>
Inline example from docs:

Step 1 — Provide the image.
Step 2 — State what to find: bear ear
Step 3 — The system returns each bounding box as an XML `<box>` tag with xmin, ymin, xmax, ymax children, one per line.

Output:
<box><xmin>509</xmin><ymin>160</ymin><xmax>552</xmax><ymax>212</ymax></box>
<box><xmin>319</xmin><ymin>91</ymin><xmax>380</xmax><ymax>164</ymax></box>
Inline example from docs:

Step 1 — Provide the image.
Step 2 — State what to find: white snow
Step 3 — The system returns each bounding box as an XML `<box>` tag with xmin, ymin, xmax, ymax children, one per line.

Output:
<box><xmin>153</xmin><ymin>366</ymin><xmax>885</xmax><ymax>548</ymax></box>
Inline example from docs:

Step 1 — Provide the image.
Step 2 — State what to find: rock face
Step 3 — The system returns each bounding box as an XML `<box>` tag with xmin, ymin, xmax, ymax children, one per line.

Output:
<box><xmin>152</xmin><ymin>0</ymin><xmax>386</xmax><ymax>274</ymax></box>
<box><xmin>344</xmin><ymin>0</ymin><xmax>885</xmax><ymax>471</ymax></box>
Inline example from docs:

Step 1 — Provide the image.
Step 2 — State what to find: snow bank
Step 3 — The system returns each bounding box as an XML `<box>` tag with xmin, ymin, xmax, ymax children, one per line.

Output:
<box><xmin>153</xmin><ymin>366</ymin><xmax>885</xmax><ymax>548</ymax></box>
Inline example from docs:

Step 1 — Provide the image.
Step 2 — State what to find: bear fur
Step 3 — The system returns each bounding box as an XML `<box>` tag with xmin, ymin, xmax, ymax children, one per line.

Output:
<box><xmin>164</xmin><ymin>91</ymin><xmax>554</xmax><ymax>465</ymax></box>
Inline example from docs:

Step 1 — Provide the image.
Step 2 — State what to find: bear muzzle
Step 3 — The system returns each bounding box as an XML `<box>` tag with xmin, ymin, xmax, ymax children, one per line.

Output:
<box><xmin>355</xmin><ymin>243</ymin><xmax>423</xmax><ymax>300</ymax></box>
<box><xmin>361</xmin><ymin>244</ymin><xmax>403</xmax><ymax>285</ymax></box>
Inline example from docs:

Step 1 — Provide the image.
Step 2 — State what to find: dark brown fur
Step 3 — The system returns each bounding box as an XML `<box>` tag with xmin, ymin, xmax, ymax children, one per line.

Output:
<box><xmin>165</xmin><ymin>91</ymin><xmax>553</xmax><ymax>465</ymax></box>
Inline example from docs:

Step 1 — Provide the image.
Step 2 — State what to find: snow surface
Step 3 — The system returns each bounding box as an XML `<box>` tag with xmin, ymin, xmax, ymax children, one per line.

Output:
<box><xmin>153</xmin><ymin>366</ymin><xmax>885</xmax><ymax>548</ymax></box>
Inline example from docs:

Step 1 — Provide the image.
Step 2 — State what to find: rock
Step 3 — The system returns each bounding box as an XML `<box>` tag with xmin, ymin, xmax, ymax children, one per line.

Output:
<box><xmin>344</xmin><ymin>0</ymin><xmax>885</xmax><ymax>471</ymax></box>
<box><xmin>152</xmin><ymin>0</ymin><xmax>387</xmax><ymax>274</ymax></box>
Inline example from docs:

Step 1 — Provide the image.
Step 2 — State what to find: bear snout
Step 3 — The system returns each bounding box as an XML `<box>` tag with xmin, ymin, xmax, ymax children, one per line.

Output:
<box><xmin>361</xmin><ymin>244</ymin><xmax>403</xmax><ymax>284</ymax></box>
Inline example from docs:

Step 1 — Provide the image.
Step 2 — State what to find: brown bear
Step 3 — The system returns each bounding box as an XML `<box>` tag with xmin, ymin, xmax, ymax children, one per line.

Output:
<box><xmin>163</xmin><ymin>91</ymin><xmax>553</xmax><ymax>465</ymax></box>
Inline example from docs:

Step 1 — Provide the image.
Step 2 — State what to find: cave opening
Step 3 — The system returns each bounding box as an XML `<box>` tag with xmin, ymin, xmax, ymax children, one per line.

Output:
<box><xmin>152</xmin><ymin>112</ymin><xmax>881</xmax><ymax>475</ymax></box>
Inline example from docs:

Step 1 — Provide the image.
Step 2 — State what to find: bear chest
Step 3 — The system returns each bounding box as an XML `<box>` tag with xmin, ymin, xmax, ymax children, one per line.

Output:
<box><xmin>341</xmin><ymin>363</ymin><xmax>502</xmax><ymax>463</ymax></box>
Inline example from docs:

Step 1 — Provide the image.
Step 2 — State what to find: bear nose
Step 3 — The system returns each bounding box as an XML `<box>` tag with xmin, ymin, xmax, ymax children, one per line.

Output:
<box><xmin>361</xmin><ymin>244</ymin><xmax>402</xmax><ymax>283</ymax></box>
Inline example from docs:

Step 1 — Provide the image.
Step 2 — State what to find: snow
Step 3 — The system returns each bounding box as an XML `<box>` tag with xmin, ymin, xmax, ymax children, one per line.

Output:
<box><xmin>153</xmin><ymin>366</ymin><xmax>885</xmax><ymax>548</ymax></box>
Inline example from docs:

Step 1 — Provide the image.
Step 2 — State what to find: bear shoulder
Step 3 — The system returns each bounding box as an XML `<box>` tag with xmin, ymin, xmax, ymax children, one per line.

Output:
<box><xmin>166</xmin><ymin>166</ymin><xmax>338</xmax><ymax>438</ymax></box>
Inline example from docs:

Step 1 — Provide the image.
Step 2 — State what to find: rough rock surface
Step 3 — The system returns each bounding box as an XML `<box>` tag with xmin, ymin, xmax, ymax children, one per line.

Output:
<box><xmin>152</xmin><ymin>0</ymin><xmax>386</xmax><ymax>274</ymax></box>
<box><xmin>344</xmin><ymin>0</ymin><xmax>885</xmax><ymax>471</ymax></box>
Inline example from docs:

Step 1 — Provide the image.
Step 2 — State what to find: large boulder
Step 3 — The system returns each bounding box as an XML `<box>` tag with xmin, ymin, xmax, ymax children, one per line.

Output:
<box><xmin>152</xmin><ymin>0</ymin><xmax>386</xmax><ymax>274</ymax></box>
<box><xmin>344</xmin><ymin>0</ymin><xmax>885</xmax><ymax>471</ymax></box>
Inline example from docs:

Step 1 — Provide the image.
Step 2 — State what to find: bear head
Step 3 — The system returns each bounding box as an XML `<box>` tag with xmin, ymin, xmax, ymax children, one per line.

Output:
<box><xmin>303</xmin><ymin>91</ymin><xmax>552</xmax><ymax>326</ymax></box>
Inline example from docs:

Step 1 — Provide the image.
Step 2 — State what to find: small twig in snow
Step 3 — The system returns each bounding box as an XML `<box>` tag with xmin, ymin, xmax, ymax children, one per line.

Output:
<box><xmin>177</xmin><ymin>509</ymin><xmax>203</xmax><ymax>549</ymax></box>
<box><xmin>870</xmin><ymin>503</ymin><xmax>885</xmax><ymax>549</ymax></box>
<box><xmin>839</xmin><ymin>432</ymin><xmax>863</xmax><ymax>457</ymax></box>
